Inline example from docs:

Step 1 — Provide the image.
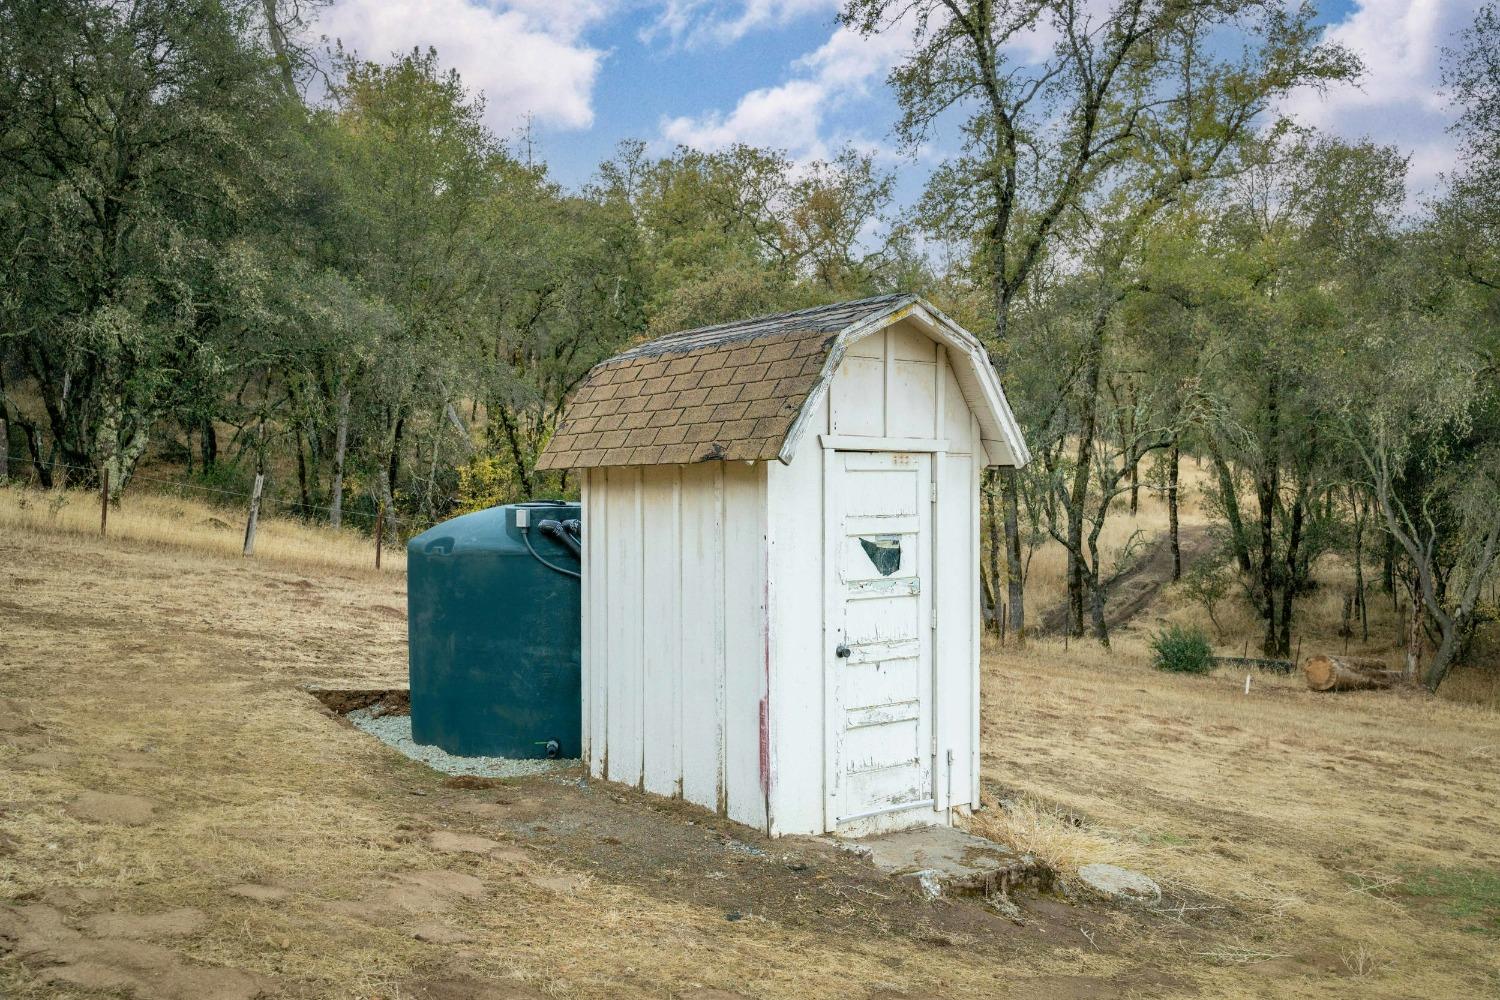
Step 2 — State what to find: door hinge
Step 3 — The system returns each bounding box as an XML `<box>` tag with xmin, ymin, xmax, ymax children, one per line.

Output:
<box><xmin>930</xmin><ymin>482</ymin><xmax>938</xmax><ymax>502</ymax></box>
<box><xmin>930</xmin><ymin>606</ymin><xmax>937</xmax><ymax>629</ymax></box>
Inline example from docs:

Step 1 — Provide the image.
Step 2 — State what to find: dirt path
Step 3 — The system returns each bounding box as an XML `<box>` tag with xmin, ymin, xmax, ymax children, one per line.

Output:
<box><xmin>1039</xmin><ymin>524</ymin><xmax>1215</xmax><ymax>636</ymax></box>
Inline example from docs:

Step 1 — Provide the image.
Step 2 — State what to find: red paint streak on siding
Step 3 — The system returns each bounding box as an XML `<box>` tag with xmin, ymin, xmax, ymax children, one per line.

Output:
<box><xmin>761</xmin><ymin>564</ymin><xmax>771</xmax><ymax>803</ymax></box>
<box><xmin>759</xmin><ymin>696</ymin><xmax>770</xmax><ymax>795</ymax></box>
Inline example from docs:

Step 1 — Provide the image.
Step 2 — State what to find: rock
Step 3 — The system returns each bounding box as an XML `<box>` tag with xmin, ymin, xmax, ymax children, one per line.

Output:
<box><xmin>1077</xmin><ymin>863</ymin><xmax>1161</xmax><ymax>904</ymax></box>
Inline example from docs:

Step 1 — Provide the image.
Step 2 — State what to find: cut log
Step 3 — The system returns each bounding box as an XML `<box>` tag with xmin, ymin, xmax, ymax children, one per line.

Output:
<box><xmin>1303</xmin><ymin>655</ymin><xmax>1407</xmax><ymax>692</ymax></box>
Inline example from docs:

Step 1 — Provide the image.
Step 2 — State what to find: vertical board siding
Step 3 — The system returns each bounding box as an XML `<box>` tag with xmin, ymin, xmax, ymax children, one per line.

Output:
<box><xmin>678</xmin><ymin>462</ymin><xmax>725</xmax><ymax>810</ymax></box>
<box><xmin>604</xmin><ymin>466</ymin><xmax>644</xmax><ymax>787</ymax></box>
<box><xmin>765</xmin><ymin>396</ymin><xmax>827</xmax><ymax>835</ymax></box>
<box><xmin>587</xmin><ymin>469</ymin><xmax>609</xmax><ymax>776</ymax></box>
<box><xmin>580</xmin><ymin>472</ymin><xmax>592</xmax><ymax>765</ymax></box>
<box><xmin>722</xmin><ymin>460</ymin><xmax>768</xmax><ymax>830</ymax></box>
<box><xmin>641</xmin><ymin>466</ymin><xmax>681</xmax><ymax>797</ymax></box>
<box><xmin>936</xmin><ymin>447</ymin><xmax>976</xmax><ymax>810</ymax></box>
<box><xmin>971</xmin><ymin>412</ymin><xmax>984</xmax><ymax>807</ymax></box>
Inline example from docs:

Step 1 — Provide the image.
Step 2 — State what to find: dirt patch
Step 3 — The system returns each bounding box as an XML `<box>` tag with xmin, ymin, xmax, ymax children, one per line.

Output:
<box><xmin>0</xmin><ymin>903</ymin><xmax>270</xmax><ymax>1000</ymax></box>
<box><xmin>403</xmin><ymin>973</ymin><xmax>545</xmax><ymax>999</ymax></box>
<box><xmin>443</xmin><ymin>775</ymin><xmax>504</xmax><ymax>789</ymax></box>
<box><xmin>65</xmin><ymin>791</ymin><xmax>158</xmax><ymax>826</ymax></box>
<box><xmin>83</xmin><ymin>907</ymin><xmax>206</xmax><ymax>939</ymax></box>
<box><xmin>320</xmin><ymin>870</ymin><xmax>486</xmax><ymax>926</ymax></box>
<box><xmin>305</xmin><ymin>686</ymin><xmax>409</xmax><ymax>716</ymax></box>
<box><xmin>427</xmin><ymin>830</ymin><xmax>506</xmax><ymax>855</ymax></box>
<box><xmin>410</xmin><ymin>920</ymin><xmax>474</xmax><ymax>944</ymax></box>
<box><xmin>367</xmin><ymin>604</ymin><xmax>406</xmax><ymax>620</ymax></box>
<box><xmin>16</xmin><ymin>749</ymin><xmax>76</xmax><ymax>769</ymax></box>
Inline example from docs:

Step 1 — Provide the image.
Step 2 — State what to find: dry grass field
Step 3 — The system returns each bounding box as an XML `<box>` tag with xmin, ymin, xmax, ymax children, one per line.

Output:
<box><xmin>2</xmin><ymin>480</ymin><xmax>1498</xmax><ymax>998</ymax></box>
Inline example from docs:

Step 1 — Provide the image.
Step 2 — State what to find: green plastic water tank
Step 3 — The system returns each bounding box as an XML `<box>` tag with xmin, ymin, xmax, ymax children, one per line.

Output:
<box><xmin>407</xmin><ymin>501</ymin><xmax>581</xmax><ymax>759</ymax></box>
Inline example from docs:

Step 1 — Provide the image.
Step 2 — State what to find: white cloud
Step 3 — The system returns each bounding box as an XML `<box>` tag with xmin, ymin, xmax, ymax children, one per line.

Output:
<box><xmin>660</xmin><ymin>23</ymin><xmax>909</xmax><ymax>158</ymax></box>
<box><xmin>1282</xmin><ymin>0</ymin><xmax>1483</xmax><ymax>196</ymax></box>
<box><xmin>318</xmin><ymin>0</ymin><xmax>609</xmax><ymax>132</ymax></box>
<box><xmin>644</xmin><ymin>0</ymin><xmax>839</xmax><ymax>48</ymax></box>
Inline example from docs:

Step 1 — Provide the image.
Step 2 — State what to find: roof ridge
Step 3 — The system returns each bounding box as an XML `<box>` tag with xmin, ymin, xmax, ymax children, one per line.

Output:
<box><xmin>611</xmin><ymin>292</ymin><xmax>915</xmax><ymax>362</ymax></box>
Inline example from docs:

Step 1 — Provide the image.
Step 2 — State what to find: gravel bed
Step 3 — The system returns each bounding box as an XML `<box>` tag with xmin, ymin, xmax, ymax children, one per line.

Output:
<box><xmin>347</xmin><ymin>707</ymin><xmax>573</xmax><ymax>778</ymax></box>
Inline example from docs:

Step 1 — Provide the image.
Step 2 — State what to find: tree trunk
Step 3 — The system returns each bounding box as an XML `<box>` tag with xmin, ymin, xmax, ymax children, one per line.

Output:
<box><xmin>329</xmin><ymin>387</ymin><xmax>350</xmax><ymax>529</ymax></box>
<box><xmin>295</xmin><ymin>427</ymin><xmax>311</xmax><ymax>515</ymax></box>
<box><xmin>1257</xmin><ymin>375</ymin><xmax>1280</xmax><ymax>657</ymax></box>
<box><xmin>1351</xmin><ymin>490</ymin><xmax>1368</xmax><ymax>642</ymax></box>
<box><xmin>1067</xmin><ymin>338</ymin><xmax>1105</xmax><ymax>637</ymax></box>
<box><xmin>200</xmin><ymin>417</ymin><xmax>217</xmax><ymax>469</ymax></box>
<box><xmin>1128</xmin><ymin>451</ymin><xmax>1139</xmax><ymax>515</ymax></box>
<box><xmin>261</xmin><ymin>0</ymin><xmax>298</xmax><ymax>97</ymax></box>
<box><xmin>495</xmin><ymin>406</ymin><xmax>535</xmax><ymax>499</ymax></box>
<box><xmin>0</xmin><ymin>416</ymin><xmax>8</xmax><ymax>481</ymax></box>
<box><xmin>23</xmin><ymin>422</ymin><xmax>51</xmax><ymax>488</ymax></box>
<box><xmin>979</xmin><ymin>561</ymin><xmax>998</xmax><ymax>628</ymax></box>
<box><xmin>1087</xmin><ymin>540</ymin><xmax>1109</xmax><ymax>647</ymax></box>
<box><xmin>1404</xmin><ymin>578</ymin><xmax>1423</xmax><ymax>680</ymax></box>
<box><xmin>1381</xmin><ymin>530</ymin><xmax>1395</xmax><ymax>597</ymax></box>
<box><xmin>1424</xmin><ymin>617</ymin><xmax>1468</xmax><ymax>693</ymax></box>
<box><xmin>1168</xmin><ymin>439</ymin><xmax>1181</xmax><ymax>582</ymax></box>
<box><xmin>1208</xmin><ymin>446</ymin><xmax>1252</xmax><ymax>576</ymax></box>
<box><xmin>1276</xmin><ymin>484</ymin><xmax>1306</xmax><ymax>657</ymax></box>
<box><xmin>387</xmin><ymin>415</ymin><xmax>405</xmax><ymax>500</ymax></box>
<box><xmin>1303</xmin><ymin>655</ymin><xmax>1405</xmax><ymax>692</ymax></box>
<box><xmin>984</xmin><ymin>479</ymin><xmax>1002</xmax><ymax>633</ymax></box>
<box><xmin>1002</xmin><ymin>470</ymin><xmax>1025</xmax><ymax>641</ymax></box>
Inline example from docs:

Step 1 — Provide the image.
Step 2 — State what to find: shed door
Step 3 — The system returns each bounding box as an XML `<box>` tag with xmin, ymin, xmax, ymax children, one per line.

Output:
<box><xmin>826</xmin><ymin>450</ymin><xmax>933</xmax><ymax>830</ymax></box>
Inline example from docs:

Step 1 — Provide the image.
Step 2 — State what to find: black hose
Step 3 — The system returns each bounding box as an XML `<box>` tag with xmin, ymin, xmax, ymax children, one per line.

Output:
<box><xmin>540</xmin><ymin>519</ymin><xmax>582</xmax><ymax>558</ymax></box>
<box><xmin>521</xmin><ymin>525</ymin><xmax>580</xmax><ymax>579</ymax></box>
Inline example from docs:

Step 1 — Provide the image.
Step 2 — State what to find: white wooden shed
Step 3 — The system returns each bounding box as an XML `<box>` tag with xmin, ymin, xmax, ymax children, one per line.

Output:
<box><xmin>536</xmin><ymin>294</ymin><xmax>1029</xmax><ymax>837</ymax></box>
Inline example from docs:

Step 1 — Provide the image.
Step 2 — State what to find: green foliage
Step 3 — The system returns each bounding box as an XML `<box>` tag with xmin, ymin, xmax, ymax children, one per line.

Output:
<box><xmin>1180</xmin><ymin>560</ymin><xmax>1233</xmax><ymax>639</ymax></box>
<box><xmin>453</xmin><ymin>456</ymin><xmax>523</xmax><ymax>515</ymax></box>
<box><xmin>1401</xmin><ymin>866</ymin><xmax>1500</xmax><ymax>936</ymax></box>
<box><xmin>1149</xmin><ymin>625</ymin><xmax>1214</xmax><ymax>675</ymax></box>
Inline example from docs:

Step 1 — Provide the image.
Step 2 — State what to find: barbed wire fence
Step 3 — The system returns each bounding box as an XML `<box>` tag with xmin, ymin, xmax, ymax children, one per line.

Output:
<box><xmin>0</xmin><ymin>451</ymin><xmax>436</xmax><ymax>568</ymax></box>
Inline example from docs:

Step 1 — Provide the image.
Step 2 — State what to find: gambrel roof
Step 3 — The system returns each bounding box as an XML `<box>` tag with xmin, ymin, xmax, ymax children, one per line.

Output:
<box><xmin>535</xmin><ymin>294</ymin><xmax>1030</xmax><ymax>470</ymax></box>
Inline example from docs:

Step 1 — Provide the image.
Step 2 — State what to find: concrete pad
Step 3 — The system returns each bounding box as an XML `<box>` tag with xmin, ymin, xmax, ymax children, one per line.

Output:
<box><xmin>837</xmin><ymin>825</ymin><xmax>1035</xmax><ymax>899</ymax></box>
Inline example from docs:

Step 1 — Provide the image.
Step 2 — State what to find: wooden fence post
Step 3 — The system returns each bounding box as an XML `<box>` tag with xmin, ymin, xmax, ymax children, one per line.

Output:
<box><xmin>374</xmin><ymin>504</ymin><xmax>384</xmax><ymax>570</ymax></box>
<box><xmin>243</xmin><ymin>473</ymin><xmax>264</xmax><ymax>557</ymax></box>
<box><xmin>99</xmin><ymin>467</ymin><xmax>109</xmax><ymax>537</ymax></box>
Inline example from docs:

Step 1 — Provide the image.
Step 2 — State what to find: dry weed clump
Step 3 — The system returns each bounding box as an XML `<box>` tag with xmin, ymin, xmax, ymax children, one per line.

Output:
<box><xmin>965</xmin><ymin>795</ymin><xmax>1138</xmax><ymax>882</ymax></box>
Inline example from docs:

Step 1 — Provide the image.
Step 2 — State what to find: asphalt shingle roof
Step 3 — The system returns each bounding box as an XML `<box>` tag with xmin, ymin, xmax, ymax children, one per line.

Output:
<box><xmin>535</xmin><ymin>295</ymin><xmax>914</xmax><ymax>469</ymax></box>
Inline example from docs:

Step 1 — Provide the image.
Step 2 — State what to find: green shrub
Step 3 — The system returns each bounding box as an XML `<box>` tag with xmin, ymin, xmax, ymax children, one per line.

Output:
<box><xmin>1149</xmin><ymin>624</ymin><xmax>1213</xmax><ymax>674</ymax></box>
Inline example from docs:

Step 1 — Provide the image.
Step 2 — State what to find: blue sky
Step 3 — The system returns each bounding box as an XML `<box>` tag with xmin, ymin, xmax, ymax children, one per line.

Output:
<box><xmin>313</xmin><ymin>0</ymin><xmax>1483</xmax><ymax>203</ymax></box>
